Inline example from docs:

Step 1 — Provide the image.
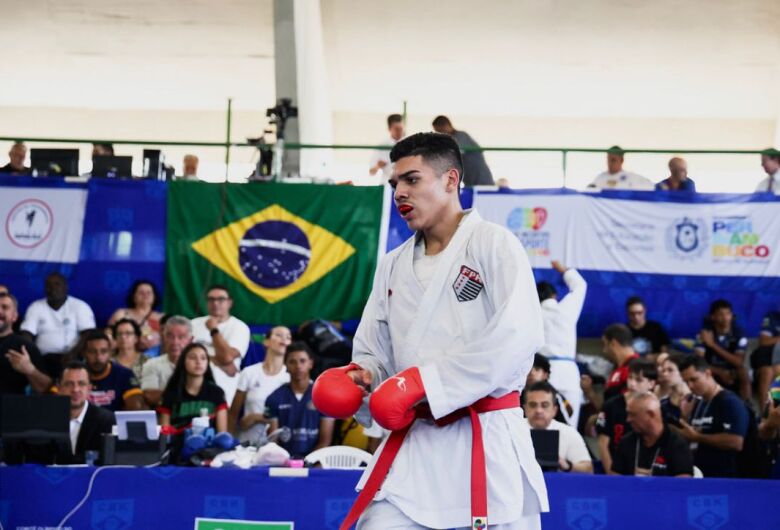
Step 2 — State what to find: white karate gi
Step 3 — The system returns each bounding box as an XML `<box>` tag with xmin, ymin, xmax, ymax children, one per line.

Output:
<box><xmin>352</xmin><ymin>209</ymin><xmax>548</xmax><ymax>529</ymax></box>
<box><xmin>539</xmin><ymin>268</ymin><xmax>587</xmax><ymax>428</ymax></box>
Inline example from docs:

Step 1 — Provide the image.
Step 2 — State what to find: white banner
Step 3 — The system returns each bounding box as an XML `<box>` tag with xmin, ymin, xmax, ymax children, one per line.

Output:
<box><xmin>1</xmin><ymin>187</ymin><xmax>87</xmax><ymax>264</ymax></box>
<box><xmin>474</xmin><ymin>191</ymin><xmax>780</xmax><ymax>277</ymax></box>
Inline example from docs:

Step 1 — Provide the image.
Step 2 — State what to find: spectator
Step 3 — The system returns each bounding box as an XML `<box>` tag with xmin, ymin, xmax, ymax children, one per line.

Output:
<box><xmin>536</xmin><ymin>260</ymin><xmax>587</xmax><ymax>427</ymax></box>
<box><xmin>80</xmin><ymin>143</ymin><xmax>116</xmax><ymax>178</ymax></box>
<box><xmin>523</xmin><ymin>353</ymin><xmax>574</xmax><ymax>425</ymax></box>
<box><xmin>656</xmin><ymin>353</ymin><xmax>690</xmax><ymax>423</ymax></box>
<box><xmin>191</xmin><ymin>285</ymin><xmax>251</xmax><ymax>405</ymax></box>
<box><xmin>78</xmin><ymin>329</ymin><xmax>145</xmax><ymax>412</ymax></box>
<box><xmin>20</xmin><ymin>272</ymin><xmax>95</xmax><ymax>379</ymax></box>
<box><xmin>432</xmin><ymin>115</ymin><xmax>494</xmax><ymax>186</ymax></box>
<box><xmin>601</xmin><ymin>323</ymin><xmax>640</xmax><ymax>401</ymax></box>
<box><xmin>612</xmin><ymin>391</ymin><xmax>694</xmax><ymax>476</ymax></box>
<box><xmin>265</xmin><ymin>342</ymin><xmax>334</xmax><ymax>458</ymax></box>
<box><xmin>694</xmin><ymin>299</ymin><xmax>750</xmax><ymax>400</ymax></box>
<box><xmin>656</xmin><ymin>157</ymin><xmax>696</xmax><ymax>192</ymax></box>
<box><xmin>496</xmin><ymin>177</ymin><xmax>511</xmax><ymax>189</ymax></box>
<box><xmin>588</xmin><ymin>146</ymin><xmax>654</xmax><ymax>190</ymax></box>
<box><xmin>0</xmin><ymin>292</ymin><xmax>52</xmax><ymax>394</ymax></box>
<box><xmin>678</xmin><ymin>356</ymin><xmax>749</xmax><ymax>478</ymax></box>
<box><xmin>58</xmin><ymin>360</ymin><xmax>115</xmax><ymax>464</ymax></box>
<box><xmin>597</xmin><ymin>358</ymin><xmax>657</xmax><ymax>474</ymax></box>
<box><xmin>181</xmin><ymin>154</ymin><xmax>199</xmax><ymax>181</ymax></box>
<box><xmin>524</xmin><ymin>381</ymin><xmax>593</xmax><ymax>473</ymax></box>
<box><xmin>228</xmin><ymin>325</ymin><xmax>292</xmax><ymax>443</ymax></box>
<box><xmin>108</xmin><ymin>280</ymin><xmax>163</xmax><ymax>352</ymax></box>
<box><xmin>625</xmin><ymin>296</ymin><xmax>670</xmax><ymax>358</ymax></box>
<box><xmin>758</xmin><ymin>375</ymin><xmax>780</xmax><ymax>478</ymax></box>
<box><xmin>755</xmin><ymin>147</ymin><xmax>780</xmax><ymax>193</ymax></box>
<box><xmin>112</xmin><ymin>318</ymin><xmax>148</xmax><ymax>380</ymax></box>
<box><xmin>141</xmin><ymin>315</ymin><xmax>192</xmax><ymax>408</ymax></box>
<box><xmin>369</xmin><ymin>114</ymin><xmax>405</xmax><ymax>181</ymax></box>
<box><xmin>158</xmin><ymin>342</ymin><xmax>228</xmax><ymax>433</ymax></box>
<box><xmin>751</xmin><ymin>307</ymin><xmax>780</xmax><ymax>409</ymax></box>
<box><xmin>0</xmin><ymin>142</ymin><xmax>31</xmax><ymax>176</ymax></box>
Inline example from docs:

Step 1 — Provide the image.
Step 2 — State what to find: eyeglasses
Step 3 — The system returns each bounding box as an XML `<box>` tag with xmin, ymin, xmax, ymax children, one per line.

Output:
<box><xmin>207</xmin><ymin>296</ymin><xmax>229</xmax><ymax>303</ymax></box>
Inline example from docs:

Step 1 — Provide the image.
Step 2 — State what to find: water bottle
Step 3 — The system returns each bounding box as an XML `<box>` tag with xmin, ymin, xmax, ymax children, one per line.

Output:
<box><xmin>191</xmin><ymin>408</ymin><xmax>209</xmax><ymax>436</ymax></box>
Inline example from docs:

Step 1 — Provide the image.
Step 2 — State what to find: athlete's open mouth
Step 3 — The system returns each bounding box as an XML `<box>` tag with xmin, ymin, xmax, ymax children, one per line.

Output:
<box><xmin>398</xmin><ymin>204</ymin><xmax>413</xmax><ymax>216</ymax></box>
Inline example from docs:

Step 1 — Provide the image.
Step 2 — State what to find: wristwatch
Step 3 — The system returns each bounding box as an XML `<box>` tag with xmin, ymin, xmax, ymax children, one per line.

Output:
<box><xmin>210</xmin><ymin>328</ymin><xmax>220</xmax><ymax>337</ymax></box>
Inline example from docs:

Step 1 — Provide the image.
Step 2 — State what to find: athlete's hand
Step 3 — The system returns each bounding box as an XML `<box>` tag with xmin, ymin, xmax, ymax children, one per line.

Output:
<box><xmin>312</xmin><ymin>363</ymin><xmax>366</xmax><ymax>419</ymax></box>
<box><xmin>369</xmin><ymin>367</ymin><xmax>425</xmax><ymax>431</ymax></box>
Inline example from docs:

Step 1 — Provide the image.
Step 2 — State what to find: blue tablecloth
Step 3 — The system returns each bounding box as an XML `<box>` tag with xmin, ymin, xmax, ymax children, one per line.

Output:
<box><xmin>0</xmin><ymin>465</ymin><xmax>778</xmax><ymax>529</ymax></box>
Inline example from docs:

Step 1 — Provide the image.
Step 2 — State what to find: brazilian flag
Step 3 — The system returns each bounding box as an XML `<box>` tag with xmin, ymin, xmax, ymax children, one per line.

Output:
<box><xmin>165</xmin><ymin>182</ymin><xmax>385</xmax><ymax>325</ymax></box>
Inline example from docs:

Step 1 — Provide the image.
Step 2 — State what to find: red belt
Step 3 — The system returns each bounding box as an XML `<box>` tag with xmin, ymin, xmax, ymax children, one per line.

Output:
<box><xmin>339</xmin><ymin>391</ymin><xmax>520</xmax><ymax>530</ymax></box>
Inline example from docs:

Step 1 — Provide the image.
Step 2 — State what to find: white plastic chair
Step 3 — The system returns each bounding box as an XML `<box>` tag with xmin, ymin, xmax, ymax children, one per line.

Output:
<box><xmin>304</xmin><ymin>446</ymin><xmax>373</xmax><ymax>469</ymax></box>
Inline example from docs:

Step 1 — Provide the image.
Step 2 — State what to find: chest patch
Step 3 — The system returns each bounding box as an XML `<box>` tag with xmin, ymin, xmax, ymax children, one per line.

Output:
<box><xmin>452</xmin><ymin>265</ymin><xmax>484</xmax><ymax>302</ymax></box>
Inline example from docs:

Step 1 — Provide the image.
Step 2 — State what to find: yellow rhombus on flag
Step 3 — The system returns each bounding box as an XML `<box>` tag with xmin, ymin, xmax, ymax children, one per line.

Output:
<box><xmin>191</xmin><ymin>204</ymin><xmax>355</xmax><ymax>304</ymax></box>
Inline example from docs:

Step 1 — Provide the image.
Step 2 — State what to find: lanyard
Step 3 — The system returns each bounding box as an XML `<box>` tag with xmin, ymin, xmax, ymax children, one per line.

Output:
<box><xmin>634</xmin><ymin>437</ymin><xmax>662</xmax><ymax>476</ymax></box>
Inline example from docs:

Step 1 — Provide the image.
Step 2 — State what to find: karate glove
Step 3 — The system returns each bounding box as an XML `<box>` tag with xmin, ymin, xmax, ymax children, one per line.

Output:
<box><xmin>312</xmin><ymin>363</ymin><xmax>365</xmax><ymax>419</ymax></box>
<box><xmin>369</xmin><ymin>366</ymin><xmax>425</xmax><ymax>431</ymax></box>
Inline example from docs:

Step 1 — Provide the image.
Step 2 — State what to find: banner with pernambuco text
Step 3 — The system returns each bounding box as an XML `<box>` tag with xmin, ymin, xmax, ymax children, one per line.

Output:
<box><xmin>474</xmin><ymin>189</ymin><xmax>780</xmax><ymax>277</ymax></box>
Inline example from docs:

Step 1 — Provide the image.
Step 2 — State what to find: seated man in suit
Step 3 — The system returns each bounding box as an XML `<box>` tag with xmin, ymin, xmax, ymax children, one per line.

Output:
<box><xmin>58</xmin><ymin>360</ymin><xmax>115</xmax><ymax>463</ymax></box>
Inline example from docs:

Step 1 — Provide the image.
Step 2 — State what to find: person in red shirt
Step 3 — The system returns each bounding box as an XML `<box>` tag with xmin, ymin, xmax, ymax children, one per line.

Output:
<box><xmin>602</xmin><ymin>324</ymin><xmax>639</xmax><ymax>402</ymax></box>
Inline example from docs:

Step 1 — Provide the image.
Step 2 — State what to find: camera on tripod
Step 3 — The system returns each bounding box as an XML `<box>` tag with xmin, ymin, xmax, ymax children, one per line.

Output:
<box><xmin>266</xmin><ymin>98</ymin><xmax>298</xmax><ymax>140</ymax></box>
<box><xmin>248</xmin><ymin>98</ymin><xmax>299</xmax><ymax>181</ymax></box>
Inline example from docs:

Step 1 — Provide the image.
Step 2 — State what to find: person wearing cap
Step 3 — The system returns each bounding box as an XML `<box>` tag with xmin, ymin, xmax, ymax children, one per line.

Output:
<box><xmin>589</xmin><ymin>146</ymin><xmax>654</xmax><ymax>190</ymax></box>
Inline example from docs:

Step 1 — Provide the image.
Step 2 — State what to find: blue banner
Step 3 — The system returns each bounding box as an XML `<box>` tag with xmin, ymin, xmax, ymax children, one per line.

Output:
<box><xmin>1</xmin><ymin>466</ymin><xmax>777</xmax><ymax>530</ymax></box>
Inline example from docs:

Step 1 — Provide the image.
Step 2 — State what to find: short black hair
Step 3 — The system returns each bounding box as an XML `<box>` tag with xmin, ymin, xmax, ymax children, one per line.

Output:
<box><xmin>536</xmin><ymin>281</ymin><xmax>557</xmax><ymax>302</ymax></box>
<box><xmin>389</xmin><ymin>132</ymin><xmax>464</xmax><ymax>183</ymax></box>
<box><xmin>431</xmin><ymin>115</ymin><xmax>453</xmax><ymax>129</ymax></box>
<box><xmin>387</xmin><ymin>114</ymin><xmax>402</xmax><ymax>127</ymax></box>
<box><xmin>83</xmin><ymin>328</ymin><xmax>110</xmax><ymax>345</ymax></box>
<box><xmin>62</xmin><ymin>360</ymin><xmax>88</xmax><ymax>373</ymax></box>
<box><xmin>603</xmin><ymin>323</ymin><xmax>634</xmax><ymax>347</ymax></box>
<box><xmin>526</xmin><ymin>380</ymin><xmax>557</xmax><ymax>401</ymax></box>
<box><xmin>708</xmin><ymin>299</ymin><xmax>732</xmax><ymax>314</ymax></box>
<box><xmin>284</xmin><ymin>341</ymin><xmax>314</xmax><ymax>362</ymax></box>
<box><xmin>125</xmin><ymin>280</ymin><xmax>160</xmax><ymax>310</ymax></box>
<box><xmin>664</xmin><ymin>353</ymin><xmax>687</xmax><ymax>370</ymax></box>
<box><xmin>628</xmin><ymin>358</ymin><xmax>658</xmax><ymax>381</ymax></box>
<box><xmin>207</xmin><ymin>284</ymin><xmax>231</xmax><ymax>298</ymax></box>
<box><xmin>533</xmin><ymin>353</ymin><xmax>550</xmax><ymax>374</ymax></box>
<box><xmin>113</xmin><ymin>317</ymin><xmax>141</xmax><ymax>338</ymax></box>
<box><xmin>625</xmin><ymin>296</ymin><xmax>645</xmax><ymax>309</ymax></box>
<box><xmin>679</xmin><ymin>355</ymin><xmax>709</xmax><ymax>373</ymax></box>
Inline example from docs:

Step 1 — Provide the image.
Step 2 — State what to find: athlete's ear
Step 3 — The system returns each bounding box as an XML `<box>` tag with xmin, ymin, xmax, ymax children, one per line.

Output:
<box><xmin>444</xmin><ymin>168</ymin><xmax>460</xmax><ymax>191</ymax></box>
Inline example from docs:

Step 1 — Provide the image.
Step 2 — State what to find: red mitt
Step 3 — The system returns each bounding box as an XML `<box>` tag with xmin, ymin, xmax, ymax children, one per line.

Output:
<box><xmin>312</xmin><ymin>363</ymin><xmax>365</xmax><ymax>419</ymax></box>
<box><xmin>369</xmin><ymin>366</ymin><xmax>425</xmax><ymax>431</ymax></box>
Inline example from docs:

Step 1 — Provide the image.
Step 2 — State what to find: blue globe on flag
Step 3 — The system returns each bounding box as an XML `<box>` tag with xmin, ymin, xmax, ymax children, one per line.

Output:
<box><xmin>239</xmin><ymin>221</ymin><xmax>311</xmax><ymax>288</ymax></box>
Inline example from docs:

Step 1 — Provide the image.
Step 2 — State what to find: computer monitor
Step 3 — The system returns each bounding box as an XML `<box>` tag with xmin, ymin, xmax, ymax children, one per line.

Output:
<box><xmin>115</xmin><ymin>410</ymin><xmax>159</xmax><ymax>441</ymax></box>
<box><xmin>30</xmin><ymin>148</ymin><xmax>80</xmax><ymax>177</ymax></box>
<box><xmin>92</xmin><ymin>155</ymin><xmax>133</xmax><ymax>178</ymax></box>
<box><xmin>530</xmin><ymin>429</ymin><xmax>560</xmax><ymax>471</ymax></box>
<box><xmin>0</xmin><ymin>395</ymin><xmax>70</xmax><ymax>464</ymax></box>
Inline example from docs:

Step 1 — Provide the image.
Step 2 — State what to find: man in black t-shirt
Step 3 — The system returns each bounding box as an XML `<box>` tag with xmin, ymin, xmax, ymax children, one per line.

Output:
<box><xmin>613</xmin><ymin>391</ymin><xmax>693</xmax><ymax>476</ymax></box>
<box><xmin>625</xmin><ymin>296</ymin><xmax>670</xmax><ymax>359</ymax></box>
<box><xmin>597</xmin><ymin>358</ymin><xmax>657</xmax><ymax>474</ymax></box>
<box><xmin>678</xmin><ymin>356</ymin><xmax>749</xmax><ymax>478</ymax></box>
<box><xmin>693</xmin><ymin>299</ymin><xmax>750</xmax><ymax>400</ymax></box>
<box><xmin>0</xmin><ymin>293</ymin><xmax>51</xmax><ymax>394</ymax></box>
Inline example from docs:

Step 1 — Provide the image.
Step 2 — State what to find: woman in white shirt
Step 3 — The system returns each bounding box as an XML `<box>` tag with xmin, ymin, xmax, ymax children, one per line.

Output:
<box><xmin>228</xmin><ymin>326</ymin><xmax>292</xmax><ymax>443</ymax></box>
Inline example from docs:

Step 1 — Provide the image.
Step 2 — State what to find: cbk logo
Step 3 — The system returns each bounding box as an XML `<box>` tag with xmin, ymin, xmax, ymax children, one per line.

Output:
<box><xmin>566</xmin><ymin>498</ymin><xmax>607</xmax><ymax>530</ymax></box>
<box><xmin>687</xmin><ymin>495</ymin><xmax>729</xmax><ymax>530</ymax></box>
<box><xmin>325</xmin><ymin>498</ymin><xmax>352</xmax><ymax>530</ymax></box>
<box><xmin>91</xmin><ymin>499</ymin><xmax>134</xmax><ymax>530</ymax></box>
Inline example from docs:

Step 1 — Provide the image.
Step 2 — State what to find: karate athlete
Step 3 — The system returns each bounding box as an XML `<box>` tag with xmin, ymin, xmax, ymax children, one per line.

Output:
<box><xmin>537</xmin><ymin>261</ymin><xmax>587</xmax><ymax>428</ymax></box>
<box><xmin>313</xmin><ymin>132</ymin><xmax>548</xmax><ymax>529</ymax></box>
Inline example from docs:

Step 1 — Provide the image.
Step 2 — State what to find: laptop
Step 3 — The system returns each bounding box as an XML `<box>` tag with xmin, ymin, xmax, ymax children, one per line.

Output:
<box><xmin>92</xmin><ymin>155</ymin><xmax>133</xmax><ymax>178</ymax></box>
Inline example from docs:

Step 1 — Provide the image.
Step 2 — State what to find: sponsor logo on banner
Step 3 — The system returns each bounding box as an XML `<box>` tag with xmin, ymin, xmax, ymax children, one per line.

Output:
<box><xmin>91</xmin><ymin>499</ymin><xmax>134</xmax><ymax>530</ymax></box>
<box><xmin>506</xmin><ymin>207</ymin><xmax>549</xmax><ymax>256</ymax></box>
<box><xmin>687</xmin><ymin>495</ymin><xmax>729</xmax><ymax>530</ymax></box>
<box><xmin>565</xmin><ymin>498</ymin><xmax>607</xmax><ymax>530</ymax></box>
<box><xmin>665</xmin><ymin>217</ymin><xmax>709</xmax><ymax>260</ymax></box>
<box><xmin>5</xmin><ymin>198</ymin><xmax>54</xmax><ymax>248</ymax></box>
<box><xmin>711</xmin><ymin>216</ymin><xmax>770</xmax><ymax>261</ymax></box>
